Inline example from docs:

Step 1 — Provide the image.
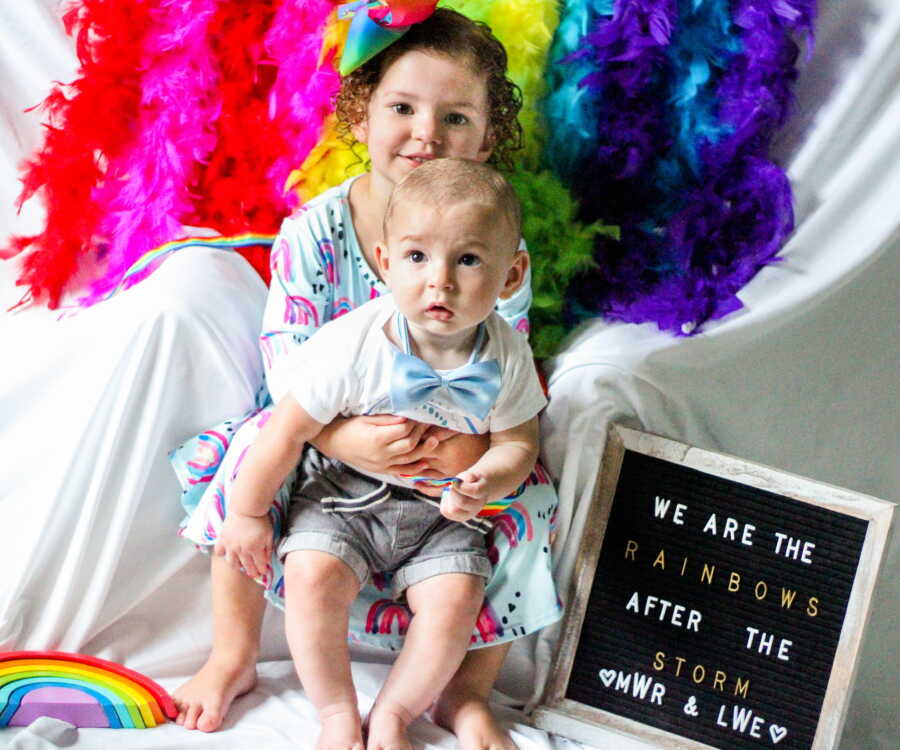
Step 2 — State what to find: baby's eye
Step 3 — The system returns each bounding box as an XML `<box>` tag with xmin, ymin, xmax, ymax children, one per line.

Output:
<box><xmin>458</xmin><ymin>254</ymin><xmax>481</xmax><ymax>267</ymax></box>
<box><xmin>445</xmin><ymin>112</ymin><xmax>469</xmax><ymax>126</ymax></box>
<box><xmin>391</xmin><ymin>103</ymin><xmax>413</xmax><ymax>115</ymax></box>
<box><xmin>408</xmin><ymin>250</ymin><xmax>426</xmax><ymax>263</ymax></box>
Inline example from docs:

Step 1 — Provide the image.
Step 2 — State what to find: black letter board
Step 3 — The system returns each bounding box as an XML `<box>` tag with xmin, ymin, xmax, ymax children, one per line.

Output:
<box><xmin>532</xmin><ymin>426</ymin><xmax>893</xmax><ymax>750</ymax></box>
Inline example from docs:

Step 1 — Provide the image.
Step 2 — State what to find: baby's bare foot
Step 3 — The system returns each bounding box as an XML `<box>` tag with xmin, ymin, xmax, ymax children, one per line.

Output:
<box><xmin>434</xmin><ymin>695</ymin><xmax>517</xmax><ymax>750</ymax></box>
<box><xmin>318</xmin><ymin>704</ymin><xmax>364</xmax><ymax>750</ymax></box>
<box><xmin>173</xmin><ymin>655</ymin><xmax>257</xmax><ymax>732</ymax></box>
<box><xmin>366</xmin><ymin>703</ymin><xmax>413</xmax><ymax>750</ymax></box>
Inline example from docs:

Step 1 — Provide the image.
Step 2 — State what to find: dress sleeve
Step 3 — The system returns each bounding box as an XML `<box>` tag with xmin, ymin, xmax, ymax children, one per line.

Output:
<box><xmin>260</xmin><ymin>214</ymin><xmax>333</xmax><ymax>403</ymax></box>
<box><xmin>494</xmin><ymin>237</ymin><xmax>532</xmax><ymax>336</ymax></box>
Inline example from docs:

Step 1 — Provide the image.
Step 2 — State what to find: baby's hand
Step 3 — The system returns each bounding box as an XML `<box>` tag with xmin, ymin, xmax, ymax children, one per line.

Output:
<box><xmin>215</xmin><ymin>512</ymin><xmax>273</xmax><ymax>580</ymax></box>
<box><xmin>439</xmin><ymin>471</ymin><xmax>490</xmax><ymax>522</ymax></box>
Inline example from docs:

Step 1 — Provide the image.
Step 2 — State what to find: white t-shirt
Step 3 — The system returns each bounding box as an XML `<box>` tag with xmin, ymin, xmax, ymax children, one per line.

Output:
<box><xmin>285</xmin><ymin>295</ymin><xmax>546</xmax><ymax>484</ymax></box>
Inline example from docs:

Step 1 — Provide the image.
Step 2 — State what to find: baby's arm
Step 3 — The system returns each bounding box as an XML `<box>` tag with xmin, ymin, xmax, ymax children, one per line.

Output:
<box><xmin>216</xmin><ymin>397</ymin><xmax>324</xmax><ymax>577</ymax></box>
<box><xmin>440</xmin><ymin>417</ymin><xmax>539</xmax><ymax>523</ymax></box>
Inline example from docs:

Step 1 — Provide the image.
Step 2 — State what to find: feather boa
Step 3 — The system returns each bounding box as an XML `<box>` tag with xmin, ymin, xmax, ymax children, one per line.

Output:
<box><xmin>509</xmin><ymin>167</ymin><xmax>617</xmax><ymax>357</ymax></box>
<box><xmin>551</xmin><ymin>0</ymin><xmax>815</xmax><ymax>334</ymax></box>
<box><xmin>190</xmin><ymin>1</ymin><xmax>284</xmax><ymax>236</ymax></box>
<box><xmin>83</xmin><ymin>0</ymin><xmax>221</xmax><ymax>304</ymax></box>
<box><xmin>574</xmin><ymin>0</ymin><xmax>678</xmax><ymax>221</ymax></box>
<box><xmin>543</xmin><ymin>0</ymin><xmax>610</xmax><ymax>181</ymax></box>
<box><xmin>265</xmin><ymin>0</ymin><xmax>341</xmax><ymax>214</ymax></box>
<box><xmin>287</xmin><ymin>115</ymin><xmax>367</xmax><ymax>205</ymax></box>
<box><xmin>7</xmin><ymin>0</ymin><xmax>153</xmax><ymax>307</ymax></box>
<box><xmin>7</xmin><ymin>0</ymin><xmax>815</xmax><ymax>346</ymax></box>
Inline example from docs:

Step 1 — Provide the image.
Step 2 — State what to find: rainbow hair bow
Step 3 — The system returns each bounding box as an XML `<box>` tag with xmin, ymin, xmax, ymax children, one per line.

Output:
<box><xmin>337</xmin><ymin>0</ymin><xmax>438</xmax><ymax>75</ymax></box>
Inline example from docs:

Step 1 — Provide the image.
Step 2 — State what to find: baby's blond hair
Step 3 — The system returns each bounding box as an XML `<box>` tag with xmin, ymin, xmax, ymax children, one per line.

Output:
<box><xmin>384</xmin><ymin>159</ymin><xmax>521</xmax><ymax>253</ymax></box>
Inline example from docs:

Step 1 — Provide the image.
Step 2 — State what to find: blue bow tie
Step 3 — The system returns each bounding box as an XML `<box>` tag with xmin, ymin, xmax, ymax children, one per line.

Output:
<box><xmin>390</xmin><ymin>352</ymin><xmax>501</xmax><ymax>422</ymax></box>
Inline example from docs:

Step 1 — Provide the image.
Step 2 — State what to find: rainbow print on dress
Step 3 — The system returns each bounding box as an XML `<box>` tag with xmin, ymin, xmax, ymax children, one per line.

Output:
<box><xmin>0</xmin><ymin>652</ymin><xmax>176</xmax><ymax>729</ymax></box>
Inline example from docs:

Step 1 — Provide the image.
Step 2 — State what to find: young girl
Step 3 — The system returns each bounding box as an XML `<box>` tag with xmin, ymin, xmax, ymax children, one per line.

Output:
<box><xmin>173</xmin><ymin>9</ymin><xmax>561</xmax><ymax>748</ymax></box>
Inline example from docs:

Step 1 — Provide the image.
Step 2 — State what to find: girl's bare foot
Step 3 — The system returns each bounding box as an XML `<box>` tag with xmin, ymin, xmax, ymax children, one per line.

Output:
<box><xmin>433</xmin><ymin>694</ymin><xmax>517</xmax><ymax>750</ymax></box>
<box><xmin>318</xmin><ymin>704</ymin><xmax>365</xmax><ymax>750</ymax></box>
<box><xmin>173</xmin><ymin>655</ymin><xmax>258</xmax><ymax>732</ymax></box>
<box><xmin>366</xmin><ymin>702</ymin><xmax>413</xmax><ymax>750</ymax></box>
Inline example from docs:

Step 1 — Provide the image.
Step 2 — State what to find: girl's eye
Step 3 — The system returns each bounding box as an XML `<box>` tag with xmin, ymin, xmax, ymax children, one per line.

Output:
<box><xmin>458</xmin><ymin>254</ymin><xmax>481</xmax><ymax>267</ymax></box>
<box><xmin>408</xmin><ymin>251</ymin><xmax>426</xmax><ymax>263</ymax></box>
<box><xmin>391</xmin><ymin>103</ymin><xmax>413</xmax><ymax>115</ymax></box>
<box><xmin>445</xmin><ymin>112</ymin><xmax>469</xmax><ymax>126</ymax></box>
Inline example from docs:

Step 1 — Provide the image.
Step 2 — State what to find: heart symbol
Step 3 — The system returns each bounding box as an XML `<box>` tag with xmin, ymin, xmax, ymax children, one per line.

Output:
<box><xmin>598</xmin><ymin>669</ymin><xmax>617</xmax><ymax>687</ymax></box>
<box><xmin>769</xmin><ymin>725</ymin><xmax>787</xmax><ymax>744</ymax></box>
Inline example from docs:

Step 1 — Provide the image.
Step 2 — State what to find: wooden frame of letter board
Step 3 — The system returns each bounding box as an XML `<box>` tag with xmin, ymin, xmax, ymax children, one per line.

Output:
<box><xmin>531</xmin><ymin>424</ymin><xmax>894</xmax><ymax>750</ymax></box>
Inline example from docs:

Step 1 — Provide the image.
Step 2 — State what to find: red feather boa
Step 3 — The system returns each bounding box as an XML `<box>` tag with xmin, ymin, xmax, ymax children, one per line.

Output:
<box><xmin>8</xmin><ymin>0</ymin><xmax>154</xmax><ymax>308</ymax></box>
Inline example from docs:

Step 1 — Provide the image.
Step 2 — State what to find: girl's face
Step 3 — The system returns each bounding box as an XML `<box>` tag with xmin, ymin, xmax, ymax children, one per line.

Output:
<box><xmin>352</xmin><ymin>50</ymin><xmax>492</xmax><ymax>192</ymax></box>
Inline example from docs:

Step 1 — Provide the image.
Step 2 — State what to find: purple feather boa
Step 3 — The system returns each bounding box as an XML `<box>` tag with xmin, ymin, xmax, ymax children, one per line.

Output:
<box><xmin>566</xmin><ymin>0</ymin><xmax>816</xmax><ymax>334</ymax></box>
<box><xmin>571</xmin><ymin>0</ymin><xmax>678</xmax><ymax>222</ymax></box>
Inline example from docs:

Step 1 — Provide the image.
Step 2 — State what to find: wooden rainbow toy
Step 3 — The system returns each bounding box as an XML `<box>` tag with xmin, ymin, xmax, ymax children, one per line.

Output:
<box><xmin>0</xmin><ymin>651</ymin><xmax>177</xmax><ymax>729</ymax></box>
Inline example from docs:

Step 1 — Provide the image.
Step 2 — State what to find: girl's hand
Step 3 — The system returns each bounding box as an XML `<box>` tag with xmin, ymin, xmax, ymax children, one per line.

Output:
<box><xmin>439</xmin><ymin>471</ymin><xmax>490</xmax><ymax>523</ymax></box>
<box><xmin>312</xmin><ymin>415</ymin><xmax>438</xmax><ymax>475</ymax></box>
<box><xmin>419</xmin><ymin>429</ymin><xmax>490</xmax><ymax>477</ymax></box>
<box><xmin>215</xmin><ymin>513</ymin><xmax>273</xmax><ymax>579</ymax></box>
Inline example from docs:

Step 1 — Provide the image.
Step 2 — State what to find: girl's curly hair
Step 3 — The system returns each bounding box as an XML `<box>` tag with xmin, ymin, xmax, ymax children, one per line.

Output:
<box><xmin>334</xmin><ymin>8</ymin><xmax>523</xmax><ymax>172</ymax></box>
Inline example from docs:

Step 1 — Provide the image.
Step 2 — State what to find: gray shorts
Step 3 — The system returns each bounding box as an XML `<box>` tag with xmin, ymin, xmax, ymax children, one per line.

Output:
<box><xmin>277</xmin><ymin>448</ymin><xmax>491</xmax><ymax>597</ymax></box>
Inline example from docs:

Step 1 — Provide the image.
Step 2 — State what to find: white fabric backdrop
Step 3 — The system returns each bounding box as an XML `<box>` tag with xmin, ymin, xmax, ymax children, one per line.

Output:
<box><xmin>1</xmin><ymin>1</ymin><xmax>897</xmax><ymax>748</ymax></box>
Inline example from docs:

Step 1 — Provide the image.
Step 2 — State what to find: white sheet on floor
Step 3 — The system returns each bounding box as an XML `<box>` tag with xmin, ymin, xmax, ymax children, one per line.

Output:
<box><xmin>1</xmin><ymin>2</ymin><xmax>897</xmax><ymax>749</ymax></box>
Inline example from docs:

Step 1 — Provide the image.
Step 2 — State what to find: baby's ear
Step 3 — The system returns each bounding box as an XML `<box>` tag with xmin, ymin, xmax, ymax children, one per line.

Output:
<box><xmin>498</xmin><ymin>250</ymin><xmax>528</xmax><ymax>299</ymax></box>
<box><xmin>374</xmin><ymin>242</ymin><xmax>390</xmax><ymax>282</ymax></box>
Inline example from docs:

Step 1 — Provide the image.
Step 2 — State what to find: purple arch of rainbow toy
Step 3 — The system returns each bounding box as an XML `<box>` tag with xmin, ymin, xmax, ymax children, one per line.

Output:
<box><xmin>0</xmin><ymin>651</ymin><xmax>176</xmax><ymax>729</ymax></box>
<box><xmin>0</xmin><ymin>678</ymin><xmax>130</xmax><ymax>727</ymax></box>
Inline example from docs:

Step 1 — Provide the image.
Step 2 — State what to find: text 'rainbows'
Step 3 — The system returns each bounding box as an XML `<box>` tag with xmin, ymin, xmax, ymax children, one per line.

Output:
<box><xmin>0</xmin><ymin>651</ymin><xmax>176</xmax><ymax>729</ymax></box>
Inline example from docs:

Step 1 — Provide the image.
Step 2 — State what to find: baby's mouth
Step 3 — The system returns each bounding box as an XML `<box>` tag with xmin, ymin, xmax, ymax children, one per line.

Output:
<box><xmin>426</xmin><ymin>303</ymin><xmax>453</xmax><ymax>320</ymax></box>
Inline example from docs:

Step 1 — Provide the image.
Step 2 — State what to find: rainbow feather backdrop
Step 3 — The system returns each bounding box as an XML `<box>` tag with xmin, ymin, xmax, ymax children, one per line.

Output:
<box><xmin>5</xmin><ymin>0</ymin><xmax>815</xmax><ymax>347</ymax></box>
<box><xmin>0</xmin><ymin>652</ymin><xmax>176</xmax><ymax>729</ymax></box>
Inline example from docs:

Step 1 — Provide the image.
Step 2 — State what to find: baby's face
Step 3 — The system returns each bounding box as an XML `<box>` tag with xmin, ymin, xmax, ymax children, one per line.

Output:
<box><xmin>376</xmin><ymin>199</ymin><xmax>525</xmax><ymax>344</ymax></box>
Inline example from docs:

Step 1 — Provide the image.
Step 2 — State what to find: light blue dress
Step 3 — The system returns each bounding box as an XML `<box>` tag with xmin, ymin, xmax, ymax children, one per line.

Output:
<box><xmin>173</xmin><ymin>176</ymin><xmax>562</xmax><ymax>649</ymax></box>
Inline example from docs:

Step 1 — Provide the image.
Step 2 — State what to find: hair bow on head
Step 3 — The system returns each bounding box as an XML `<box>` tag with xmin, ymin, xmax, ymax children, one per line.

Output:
<box><xmin>337</xmin><ymin>0</ymin><xmax>438</xmax><ymax>76</ymax></box>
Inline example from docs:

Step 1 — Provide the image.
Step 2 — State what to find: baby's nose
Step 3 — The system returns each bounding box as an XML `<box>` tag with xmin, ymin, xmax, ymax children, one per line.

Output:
<box><xmin>429</xmin><ymin>261</ymin><xmax>453</xmax><ymax>288</ymax></box>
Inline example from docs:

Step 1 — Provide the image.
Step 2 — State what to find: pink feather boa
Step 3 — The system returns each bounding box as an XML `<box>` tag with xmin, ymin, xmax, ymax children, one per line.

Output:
<box><xmin>265</xmin><ymin>0</ymin><xmax>341</xmax><ymax>215</ymax></box>
<box><xmin>83</xmin><ymin>0</ymin><xmax>221</xmax><ymax>304</ymax></box>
